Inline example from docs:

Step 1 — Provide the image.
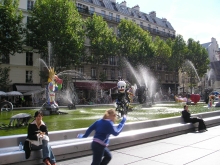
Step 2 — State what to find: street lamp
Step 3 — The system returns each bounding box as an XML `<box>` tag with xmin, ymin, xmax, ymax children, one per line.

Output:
<box><xmin>182</xmin><ymin>72</ymin><xmax>186</xmax><ymax>95</ymax></box>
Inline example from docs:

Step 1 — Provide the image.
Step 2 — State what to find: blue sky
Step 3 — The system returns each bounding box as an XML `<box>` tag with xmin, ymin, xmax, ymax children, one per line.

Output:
<box><xmin>124</xmin><ymin>0</ymin><xmax>220</xmax><ymax>45</ymax></box>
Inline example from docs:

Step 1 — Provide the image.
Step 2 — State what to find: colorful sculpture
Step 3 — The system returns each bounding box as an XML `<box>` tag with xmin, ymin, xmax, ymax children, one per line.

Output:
<box><xmin>111</xmin><ymin>79</ymin><xmax>133</xmax><ymax>117</ymax></box>
<box><xmin>208</xmin><ymin>95</ymin><xmax>215</xmax><ymax>108</ymax></box>
<box><xmin>190</xmin><ymin>94</ymin><xmax>200</xmax><ymax>104</ymax></box>
<box><xmin>175</xmin><ymin>96</ymin><xmax>187</xmax><ymax>102</ymax></box>
<box><xmin>47</xmin><ymin>67</ymin><xmax>63</xmax><ymax>108</ymax></box>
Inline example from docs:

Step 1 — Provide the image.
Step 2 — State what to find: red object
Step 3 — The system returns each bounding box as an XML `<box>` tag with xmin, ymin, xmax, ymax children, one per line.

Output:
<box><xmin>190</xmin><ymin>94</ymin><xmax>200</xmax><ymax>104</ymax></box>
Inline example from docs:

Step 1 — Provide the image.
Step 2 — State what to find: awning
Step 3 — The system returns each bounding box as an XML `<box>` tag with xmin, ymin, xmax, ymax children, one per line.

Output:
<box><xmin>100</xmin><ymin>83</ymin><xmax>116</xmax><ymax>90</ymax></box>
<box><xmin>16</xmin><ymin>85</ymin><xmax>42</xmax><ymax>93</ymax></box>
<box><xmin>74</xmin><ymin>82</ymin><xmax>116</xmax><ymax>90</ymax></box>
<box><xmin>23</xmin><ymin>88</ymin><xmax>45</xmax><ymax>96</ymax></box>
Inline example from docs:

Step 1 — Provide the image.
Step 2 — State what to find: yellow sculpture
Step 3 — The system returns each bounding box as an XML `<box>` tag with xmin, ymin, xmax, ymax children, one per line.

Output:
<box><xmin>47</xmin><ymin>67</ymin><xmax>63</xmax><ymax>106</ymax></box>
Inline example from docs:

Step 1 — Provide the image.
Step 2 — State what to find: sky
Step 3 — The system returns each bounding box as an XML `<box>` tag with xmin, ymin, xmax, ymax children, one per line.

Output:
<box><xmin>123</xmin><ymin>0</ymin><xmax>220</xmax><ymax>45</ymax></box>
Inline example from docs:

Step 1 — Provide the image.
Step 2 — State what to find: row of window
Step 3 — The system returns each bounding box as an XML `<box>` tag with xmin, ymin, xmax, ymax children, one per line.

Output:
<box><xmin>77</xmin><ymin>3</ymin><xmax>175</xmax><ymax>35</ymax></box>
<box><xmin>79</xmin><ymin>67</ymin><xmax>122</xmax><ymax>80</ymax></box>
<box><xmin>158</xmin><ymin>74</ymin><xmax>178</xmax><ymax>82</ymax></box>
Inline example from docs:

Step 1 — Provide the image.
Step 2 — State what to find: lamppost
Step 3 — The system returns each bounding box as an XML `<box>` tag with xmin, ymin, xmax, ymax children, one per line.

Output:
<box><xmin>182</xmin><ymin>72</ymin><xmax>186</xmax><ymax>95</ymax></box>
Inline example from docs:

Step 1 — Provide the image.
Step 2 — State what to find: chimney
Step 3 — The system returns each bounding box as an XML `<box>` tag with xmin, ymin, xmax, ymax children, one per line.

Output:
<box><xmin>162</xmin><ymin>18</ymin><xmax>167</xmax><ymax>22</ymax></box>
<box><xmin>149</xmin><ymin>11</ymin><xmax>156</xmax><ymax>18</ymax></box>
<box><xmin>120</xmin><ymin>1</ymin><xmax>127</xmax><ymax>6</ymax></box>
<box><xmin>110</xmin><ymin>0</ymin><xmax>116</xmax><ymax>3</ymax></box>
<box><xmin>132</xmin><ymin>5</ymin><xmax>140</xmax><ymax>11</ymax></box>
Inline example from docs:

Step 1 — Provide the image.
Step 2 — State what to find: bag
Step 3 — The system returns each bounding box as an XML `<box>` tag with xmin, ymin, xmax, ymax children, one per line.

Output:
<box><xmin>26</xmin><ymin>135</ymin><xmax>50</xmax><ymax>146</ymax></box>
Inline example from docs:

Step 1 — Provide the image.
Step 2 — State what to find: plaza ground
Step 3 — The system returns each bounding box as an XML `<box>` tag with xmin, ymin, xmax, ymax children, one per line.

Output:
<box><xmin>57</xmin><ymin>125</ymin><xmax>220</xmax><ymax>165</ymax></box>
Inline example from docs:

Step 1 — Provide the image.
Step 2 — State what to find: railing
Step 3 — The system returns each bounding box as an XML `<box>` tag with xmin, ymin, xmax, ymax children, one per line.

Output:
<box><xmin>77</xmin><ymin>6</ymin><xmax>175</xmax><ymax>38</ymax></box>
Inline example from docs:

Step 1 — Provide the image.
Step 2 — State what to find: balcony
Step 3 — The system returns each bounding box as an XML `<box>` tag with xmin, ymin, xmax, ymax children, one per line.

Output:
<box><xmin>77</xmin><ymin>6</ymin><xmax>175</xmax><ymax>39</ymax></box>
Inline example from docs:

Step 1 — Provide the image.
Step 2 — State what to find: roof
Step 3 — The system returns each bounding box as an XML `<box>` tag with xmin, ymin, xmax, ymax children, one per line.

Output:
<box><xmin>201</xmin><ymin>42</ymin><xmax>212</xmax><ymax>49</ymax></box>
<box><xmin>82</xmin><ymin>0</ymin><xmax>175</xmax><ymax>30</ymax></box>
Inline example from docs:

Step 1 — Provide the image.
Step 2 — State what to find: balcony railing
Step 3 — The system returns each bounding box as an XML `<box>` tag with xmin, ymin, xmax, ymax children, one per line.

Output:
<box><xmin>77</xmin><ymin>6</ymin><xmax>175</xmax><ymax>38</ymax></box>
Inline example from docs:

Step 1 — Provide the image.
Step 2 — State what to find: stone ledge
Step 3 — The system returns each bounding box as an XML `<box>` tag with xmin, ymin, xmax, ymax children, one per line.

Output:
<box><xmin>1</xmin><ymin>110</ymin><xmax>220</xmax><ymax>165</ymax></box>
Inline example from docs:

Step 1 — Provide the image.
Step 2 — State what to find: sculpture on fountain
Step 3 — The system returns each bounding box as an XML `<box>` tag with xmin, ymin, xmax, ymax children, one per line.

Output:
<box><xmin>41</xmin><ymin>67</ymin><xmax>63</xmax><ymax>115</ymax></box>
<box><xmin>111</xmin><ymin>78</ymin><xmax>133</xmax><ymax>117</ymax></box>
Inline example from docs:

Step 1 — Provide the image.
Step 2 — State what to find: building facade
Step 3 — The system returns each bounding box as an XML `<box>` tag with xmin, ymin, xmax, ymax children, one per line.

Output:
<box><xmin>201</xmin><ymin>37</ymin><xmax>220</xmax><ymax>91</ymax></box>
<box><xmin>3</xmin><ymin>0</ymin><xmax>177</xmax><ymax>103</ymax></box>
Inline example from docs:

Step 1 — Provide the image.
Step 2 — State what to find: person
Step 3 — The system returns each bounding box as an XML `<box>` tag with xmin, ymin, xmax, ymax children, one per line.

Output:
<box><xmin>78</xmin><ymin>109</ymin><xmax>127</xmax><ymax>165</ymax></box>
<box><xmin>181</xmin><ymin>105</ymin><xmax>207</xmax><ymax>132</ymax></box>
<box><xmin>24</xmin><ymin>110</ymin><xmax>56</xmax><ymax>165</ymax></box>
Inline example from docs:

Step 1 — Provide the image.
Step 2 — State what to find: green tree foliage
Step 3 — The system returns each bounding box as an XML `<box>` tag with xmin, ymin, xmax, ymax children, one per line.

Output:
<box><xmin>186</xmin><ymin>38</ymin><xmax>209</xmax><ymax>77</ymax></box>
<box><xmin>0</xmin><ymin>66</ymin><xmax>11</xmax><ymax>91</ymax></box>
<box><xmin>84</xmin><ymin>14</ymin><xmax>117</xmax><ymax>80</ymax></box>
<box><xmin>167</xmin><ymin>35</ymin><xmax>187</xmax><ymax>71</ymax></box>
<box><xmin>85</xmin><ymin>14</ymin><xmax>117</xmax><ymax>64</ymax></box>
<box><xmin>117</xmin><ymin>19</ymin><xmax>154</xmax><ymax>67</ymax></box>
<box><xmin>153</xmin><ymin>36</ymin><xmax>171</xmax><ymax>68</ymax></box>
<box><xmin>0</xmin><ymin>0</ymin><xmax>25</xmax><ymax>62</ymax></box>
<box><xmin>27</xmin><ymin>0</ymin><xmax>85</xmax><ymax>70</ymax></box>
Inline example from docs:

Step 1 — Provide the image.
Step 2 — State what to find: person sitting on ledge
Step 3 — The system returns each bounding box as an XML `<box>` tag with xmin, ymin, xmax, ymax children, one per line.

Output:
<box><xmin>181</xmin><ymin>105</ymin><xmax>207</xmax><ymax>132</ymax></box>
<box><xmin>24</xmin><ymin>110</ymin><xmax>56</xmax><ymax>165</ymax></box>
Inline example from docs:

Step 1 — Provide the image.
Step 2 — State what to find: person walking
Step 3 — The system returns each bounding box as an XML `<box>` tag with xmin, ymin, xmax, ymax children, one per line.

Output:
<box><xmin>78</xmin><ymin>109</ymin><xmax>126</xmax><ymax>165</ymax></box>
<box><xmin>182</xmin><ymin>105</ymin><xmax>207</xmax><ymax>132</ymax></box>
<box><xmin>24</xmin><ymin>110</ymin><xmax>56</xmax><ymax>165</ymax></box>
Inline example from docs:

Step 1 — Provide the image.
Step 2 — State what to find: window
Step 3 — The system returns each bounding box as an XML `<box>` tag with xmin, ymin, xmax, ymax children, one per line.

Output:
<box><xmin>109</xmin><ymin>12</ymin><xmax>113</xmax><ymax>20</ymax></box>
<box><xmin>77</xmin><ymin>3</ymin><xmax>88</xmax><ymax>13</ymax></box>
<box><xmin>156</xmin><ymin>27</ymin><xmax>158</xmax><ymax>32</ymax></box>
<box><xmin>148</xmin><ymin>24</ymin><xmax>151</xmax><ymax>30</ymax></box>
<box><xmin>27</xmin><ymin>0</ymin><xmax>34</xmax><ymax>10</ymax></box>
<box><xmin>157</xmin><ymin>74</ymin><xmax>161</xmax><ymax>80</ymax></box>
<box><xmin>78</xmin><ymin>67</ymin><xmax>84</xmax><ymax>74</ymax></box>
<box><xmin>170</xmin><ymin>75</ymin><xmax>173</xmax><ymax>81</ymax></box>
<box><xmin>165</xmin><ymin>74</ymin><xmax>169</xmax><ymax>81</ymax></box>
<box><xmin>90</xmin><ymin>7</ymin><xmax>95</xmax><ymax>14</ymax></box>
<box><xmin>124</xmin><ymin>17</ymin><xmax>128</xmax><ymax>20</ymax></box>
<box><xmin>78</xmin><ymin>67</ymin><xmax>84</xmax><ymax>78</ymax></box>
<box><xmin>118</xmin><ymin>70</ymin><xmax>122</xmax><ymax>77</ymax></box>
<box><xmin>0</xmin><ymin>55</ymin><xmax>9</xmax><ymax>64</ymax></box>
<box><xmin>140</xmin><ymin>22</ymin><xmax>143</xmax><ymax>26</ymax></box>
<box><xmin>110</xmin><ymin>56</ymin><xmax>116</xmax><ymax>65</ymax></box>
<box><xmin>111</xmin><ymin>69</ymin><xmax>115</xmax><ymax>80</ymax></box>
<box><xmin>116</xmin><ymin>15</ymin><xmax>120</xmax><ymax>22</ymax></box>
<box><xmin>26</xmin><ymin>16</ymin><xmax>30</xmax><ymax>26</ymax></box>
<box><xmin>91</xmin><ymin>68</ymin><xmax>96</xmax><ymax>79</ymax></box>
<box><xmin>26</xmin><ymin>33</ymin><xmax>33</xmax><ymax>46</ymax></box>
<box><xmin>132</xmin><ymin>19</ymin><xmax>136</xmax><ymax>23</ymax></box>
<box><xmin>117</xmin><ymin>28</ymin><xmax>120</xmax><ymax>36</ymax></box>
<box><xmin>103</xmin><ymin>68</ymin><xmax>108</xmax><ymax>77</ymax></box>
<box><xmin>101</xmin><ymin>10</ymin><xmax>106</xmax><ymax>18</ymax></box>
<box><xmin>26</xmin><ymin>71</ymin><xmax>33</xmax><ymax>83</ymax></box>
<box><xmin>26</xmin><ymin>52</ymin><xmax>33</xmax><ymax>66</ymax></box>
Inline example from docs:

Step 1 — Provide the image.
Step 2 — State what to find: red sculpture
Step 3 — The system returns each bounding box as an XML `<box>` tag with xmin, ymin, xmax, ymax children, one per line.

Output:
<box><xmin>190</xmin><ymin>94</ymin><xmax>200</xmax><ymax>104</ymax></box>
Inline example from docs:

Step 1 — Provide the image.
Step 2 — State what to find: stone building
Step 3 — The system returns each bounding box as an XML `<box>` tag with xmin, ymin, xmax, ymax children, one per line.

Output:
<box><xmin>2</xmin><ymin>0</ymin><xmax>176</xmax><ymax>103</ymax></box>
<box><xmin>201</xmin><ymin>37</ymin><xmax>220</xmax><ymax>91</ymax></box>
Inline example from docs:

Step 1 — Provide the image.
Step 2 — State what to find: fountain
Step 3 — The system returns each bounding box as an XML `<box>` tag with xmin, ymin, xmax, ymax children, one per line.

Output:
<box><xmin>125</xmin><ymin>60</ymin><xmax>156</xmax><ymax>106</ymax></box>
<box><xmin>38</xmin><ymin>41</ymin><xmax>88</xmax><ymax>114</ymax></box>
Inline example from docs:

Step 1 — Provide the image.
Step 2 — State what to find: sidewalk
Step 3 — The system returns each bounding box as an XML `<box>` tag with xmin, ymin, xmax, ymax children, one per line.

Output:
<box><xmin>56</xmin><ymin>125</ymin><xmax>220</xmax><ymax>165</ymax></box>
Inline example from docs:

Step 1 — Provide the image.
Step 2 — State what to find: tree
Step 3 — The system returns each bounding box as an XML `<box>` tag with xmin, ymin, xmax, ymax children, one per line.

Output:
<box><xmin>27</xmin><ymin>0</ymin><xmax>85</xmax><ymax>71</ymax></box>
<box><xmin>167</xmin><ymin>35</ymin><xmax>187</xmax><ymax>71</ymax></box>
<box><xmin>153</xmin><ymin>36</ymin><xmax>171</xmax><ymax>69</ymax></box>
<box><xmin>0</xmin><ymin>0</ymin><xmax>25</xmax><ymax>63</ymax></box>
<box><xmin>0</xmin><ymin>66</ymin><xmax>11</xmax><ymax>91</ymax></box>
<box><xmin>84</xmin><ymin>14</ymin><xmax>117</xmax><ymax>80</ymax></box>
<box><xmin>117</xmin><ymin>19</ymin><xmax>154</xmax><ymax>67</ymax></box>
<box><xmin>186</xmin><ymin>38</ymin><xmax>209</xmax><ymax>77</ymax></box>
